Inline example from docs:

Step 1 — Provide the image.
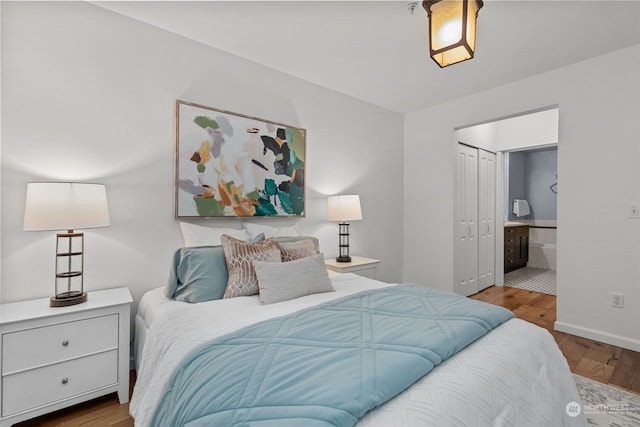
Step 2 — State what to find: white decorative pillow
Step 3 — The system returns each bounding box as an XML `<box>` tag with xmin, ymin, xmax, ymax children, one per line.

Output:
<box><xmin>221</xmin><ymin>234</ymin><xmax>282</xmax><ymax>298</ymax></box>
<box><xmin>180</xmin><ymin>222</ymin><xmax>249</xmax><ymax>247</ymax></box>
<box><xmin>253</xmin><ymin>253</ymin><xmax>334</xmax><ymax>305</ymax></box>
<box><xmin>279</xmin><ymin>239</ymin><xmax>318</xmax><ymax>262</ymax></box>
<box><xmin>243</xmin><ymin>222</ymin><xmax>299</xmax><ymax>239</ymax></box>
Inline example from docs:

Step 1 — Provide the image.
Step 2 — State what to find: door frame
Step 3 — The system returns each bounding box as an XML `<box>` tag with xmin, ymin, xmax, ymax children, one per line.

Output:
<box><xmin>453</xmin><ymin>106</ymin><xmax>559</xmax><ymax>294</ymax></box>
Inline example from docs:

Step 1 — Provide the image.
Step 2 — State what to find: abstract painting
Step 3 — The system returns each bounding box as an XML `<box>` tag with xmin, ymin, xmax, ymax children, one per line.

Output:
<box><xmin>175</xmin><ymin>100</ymin><xmax>306</xmax><ymax>218</ymax></box>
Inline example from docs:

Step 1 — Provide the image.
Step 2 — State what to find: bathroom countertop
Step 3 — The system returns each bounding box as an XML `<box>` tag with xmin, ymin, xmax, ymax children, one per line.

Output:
<box><xmin>504</xmin><ymin>221</ymin><xmax>528</xmax><ymax>227</ymax></box>
<box><xmin>504</xmin><ymin>220</ymin><xmax>558</xmax><ymax>228</ymax></box>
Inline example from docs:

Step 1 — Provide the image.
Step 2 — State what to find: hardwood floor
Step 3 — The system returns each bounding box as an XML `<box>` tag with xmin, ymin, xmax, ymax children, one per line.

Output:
<box><xmin>470</xmin><ymin>285</ymin><xmax>640</xmax><ymax>395</ymax></box>
<box><xmin>15</xmin><ymin>285</ymin><xmax>639</xmax><ymax>426</ymax></box>
<box><xmin>13</xmin><ymin>371</ymin><xmax>136</xmax><ymax>427</ymax></box>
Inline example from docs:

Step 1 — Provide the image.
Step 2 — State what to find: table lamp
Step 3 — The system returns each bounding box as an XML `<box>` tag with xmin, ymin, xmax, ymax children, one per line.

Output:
<box><xmin>327</xmin><ymin>195</ymin><xmax>362</xmax><ymax>263</ymax></box>
<box><xmin>23</xmin><ymin>182</ymin><xmax>110</xmax><ymax>307</ymax></box>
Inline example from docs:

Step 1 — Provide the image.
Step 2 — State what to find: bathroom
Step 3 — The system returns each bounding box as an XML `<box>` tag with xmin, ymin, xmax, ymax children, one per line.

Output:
<box><xmin>503</xmin><ymin>146</ymin><xmax>558</xmax><ymax>294</ymax></box>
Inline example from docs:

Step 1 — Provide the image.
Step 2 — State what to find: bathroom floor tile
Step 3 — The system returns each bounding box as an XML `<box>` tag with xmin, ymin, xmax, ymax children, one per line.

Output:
<box><xmin>504</xmin><ymin>267</ymin><xmax>556</xmax><ymax>295</ymax></box>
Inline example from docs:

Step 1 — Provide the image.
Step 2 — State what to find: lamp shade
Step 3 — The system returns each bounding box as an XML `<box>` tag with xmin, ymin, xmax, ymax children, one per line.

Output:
<box><xmin>24</xmin><ymin>182</ymin><xmax>111</xmax><ymax>231</ymax></box>
<box><xmin>423</xmin><ymin>0</ymin><xmax>483</xmax><ymax>68</ymax></box>
<box><xmin>327</xmin><ymin>195</ymin><xmax>362</xmax><ymax>222</ymax></box>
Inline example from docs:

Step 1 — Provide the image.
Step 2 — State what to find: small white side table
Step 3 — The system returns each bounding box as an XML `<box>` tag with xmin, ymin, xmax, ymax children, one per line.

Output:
<box><xmin>0</xmin><ymin>287</ymin><xmax>132</xmax><ymax>427</ymax></box>
<box><xmin>324</xmin><ymin>256</ymin><xmax>381</xmax><ymax>280</ymax></box>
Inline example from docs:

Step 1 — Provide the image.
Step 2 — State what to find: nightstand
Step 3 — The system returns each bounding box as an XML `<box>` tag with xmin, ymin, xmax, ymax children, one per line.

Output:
<box><xmin>0</xmin><ymin>287</ymin><xmax>132</xmax><ymax>427</ymax></box>
<box><xmin>324</xmin><ymin>256</ymin><xmax>381</xmax><ymax>280</ymax></box>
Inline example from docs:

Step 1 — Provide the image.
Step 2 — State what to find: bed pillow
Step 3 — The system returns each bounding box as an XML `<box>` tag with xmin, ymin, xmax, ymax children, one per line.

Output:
<box><xmin>243</xmin><ymin>222</ymin><xmax>299</xmax><ymax>239</ymax></box>
<box><xmin>278</xmin><ymin>238</ymin><xmax>318</xmax><ymax>262</ymax></box>
<box><xmin>253</xmin><ymin>253</ymin><xmax>334</xmax><ymax>304</ymax></box>
<box><xmin>180</xmin><ymin>222</ymin><xmax>250</xmax><ymax>247</ymax></box>
<box><xmin>221</xmin><ymin>234</ymin><xmax>282</xmax><ymax>298</ymax></box>
<box><xmin>165</xmin><ymin>246</ymin><xmax>228</xmax><ymax>303</ymax></box>
<box><xmin>275</xmin><ymin>235</ymin><xmax>320</xmax><ymax>253</ymax></box>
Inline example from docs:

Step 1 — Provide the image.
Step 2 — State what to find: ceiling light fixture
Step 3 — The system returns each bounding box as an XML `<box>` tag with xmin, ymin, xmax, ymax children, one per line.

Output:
<box><xmin>422</xmin><ymin>0</ymin><xmax>484</xmax><ymax>68</ymax></box>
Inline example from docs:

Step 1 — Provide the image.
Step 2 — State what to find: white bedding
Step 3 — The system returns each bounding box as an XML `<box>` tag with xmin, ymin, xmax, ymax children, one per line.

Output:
<box><xmin>131</xmin><ymin>273</ymin><xmax>586</xmax><ymax>426</ymax></box>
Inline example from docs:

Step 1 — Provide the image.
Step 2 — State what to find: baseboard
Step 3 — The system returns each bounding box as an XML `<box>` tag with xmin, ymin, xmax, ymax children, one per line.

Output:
<box><xmin>554</xmin><ymin>321</ymin><xmax>640</xmax><ymax>352</ymax></box>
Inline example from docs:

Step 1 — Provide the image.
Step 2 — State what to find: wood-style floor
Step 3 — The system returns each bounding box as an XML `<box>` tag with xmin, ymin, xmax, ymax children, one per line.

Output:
<box><xmin>470</xmin><ymin>285</ymin><xmax>640</xmax><ymax>395</ymax></box>
<box><xmin>16</xmin><ymin>285</ymin><xmax>640</xmax><ymax>426</ymax></box>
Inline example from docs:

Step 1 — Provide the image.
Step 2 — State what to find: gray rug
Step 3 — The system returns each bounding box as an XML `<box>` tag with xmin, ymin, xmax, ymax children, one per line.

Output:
<box><xmin>574</xmin><ymin>374</ymin><xmax>640</xmax><ymax>426</ymax></box>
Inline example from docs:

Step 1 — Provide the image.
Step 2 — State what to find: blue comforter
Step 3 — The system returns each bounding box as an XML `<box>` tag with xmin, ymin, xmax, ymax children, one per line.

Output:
<box><xmin>151</xmin><ymin>285</ymin><xmax>514</xmax><ymax>426</ymax></box>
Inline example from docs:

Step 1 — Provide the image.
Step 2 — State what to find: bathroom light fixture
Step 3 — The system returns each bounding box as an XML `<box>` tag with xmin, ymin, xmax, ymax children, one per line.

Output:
<box><xmin>422</xmin><ymin>0</ymin><xmax>484</xmax><ymax>68</ymax></box>
<box><xmin>24</xmin><ymin>182</ymin><xmax>110</xmax><ymax>307</ymax></box>
<box><xmin>327</xmin><ymin>195</ymin><xmax>362</xmax><ymax>263</ymax></box>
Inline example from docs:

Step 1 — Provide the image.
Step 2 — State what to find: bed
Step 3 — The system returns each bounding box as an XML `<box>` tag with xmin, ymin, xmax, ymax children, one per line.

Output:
<box><xmin>130</xmin><ymin>232</ymin><xmax>584</xmax><ymax>427</ymax></box>
<box><xmin>131</xmin><ymin>281</ymin><xmax>587</xmax><ymax>425</ymax></box>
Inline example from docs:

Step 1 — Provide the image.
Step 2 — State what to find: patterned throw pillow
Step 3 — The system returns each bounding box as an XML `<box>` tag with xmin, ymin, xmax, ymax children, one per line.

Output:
<box><xmin>221</xmin><ymin>234</ymin><xmax>282</xmax><ymax>298</ymax></box>
<box><xmin>279</xmin><ymin>239</ymin><xmax>318</xmax><ymax>262</ymax></box>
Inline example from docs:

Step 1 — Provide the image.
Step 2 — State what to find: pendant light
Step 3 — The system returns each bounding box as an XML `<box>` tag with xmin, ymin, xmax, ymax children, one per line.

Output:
<box><xmin>423</xmin><ymin>0</ymin><xmax>484</xmax><ymax>68</ymax></box>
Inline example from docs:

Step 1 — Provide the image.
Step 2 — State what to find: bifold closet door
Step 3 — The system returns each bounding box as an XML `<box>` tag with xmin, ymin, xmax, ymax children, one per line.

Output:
<box><xmin>455</xmin><ymin>144</ymin><xmax>479</xmax><ymax>296</ymax></box>
<box><xmin>478</xmin><ymin>149</ymin><xmax>496</xmax><ymax>291</ymax></box>
<box><xmin>455</xmin><ymin>144</ymin><xmax>496</xmax><ymax>296</ymax></box>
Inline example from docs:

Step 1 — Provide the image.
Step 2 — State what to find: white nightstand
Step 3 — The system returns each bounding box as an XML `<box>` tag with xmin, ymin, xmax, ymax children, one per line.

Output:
<box><xmin>0</xmin><ymin>287</ymin><xmax>132</xmax><ymax>427</ymax></box>
<box><xmin>324</xmin><ymin>256</ymin><xmax>381</xmax><ymax>280</ymax></box>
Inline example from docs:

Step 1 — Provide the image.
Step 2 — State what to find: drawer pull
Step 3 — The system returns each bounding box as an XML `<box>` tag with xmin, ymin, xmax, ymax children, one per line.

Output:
<box><xmin>61</xmin><ymin>377</ymin><xmax>69</xmax><ymax>385</ymax></box>
<box><xmin>62</xmin><ymin>340</ymin><xmax>69</xmax><ymax>347</ymax></box>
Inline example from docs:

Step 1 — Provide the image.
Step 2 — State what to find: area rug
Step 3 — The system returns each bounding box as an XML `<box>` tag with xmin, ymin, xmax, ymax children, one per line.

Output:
<box><xmin>504</xmin><ymin>266</ymin><xmax>556</xmax><ymax>295</ymax></box>
<box><xmin>574</xmin><ymin>374</ymin><xmax>640</xmax><ymax>426</ymax></box>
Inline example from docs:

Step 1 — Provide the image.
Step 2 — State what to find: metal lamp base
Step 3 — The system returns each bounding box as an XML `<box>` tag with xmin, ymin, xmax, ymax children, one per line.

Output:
<box><xmin>50</xmin><ymin>291</ymin><xmax>88</xmax><ymax>307</ymax></box>
<box><xmin>337</xmin><ymin>222</ymin><xmax>352</xmax><ymax>263</ymax></box>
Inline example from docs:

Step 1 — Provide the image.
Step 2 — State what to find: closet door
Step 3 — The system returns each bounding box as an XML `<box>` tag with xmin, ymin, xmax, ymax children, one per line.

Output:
<box><xmin>455</xmin><ymin>144</ymin><xmax>479</xmax><ymax>296</ymax></box>
<box><xmin>478</xmin><ymin>149</ymin><xmax>496</xmax><ymax>290</ymax></box>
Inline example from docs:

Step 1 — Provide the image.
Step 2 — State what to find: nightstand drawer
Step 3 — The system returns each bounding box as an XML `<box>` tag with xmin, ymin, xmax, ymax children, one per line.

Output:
<box><xmin>2</xmin><ymin>349</ymin><xmax>118</xmax><ymax>417</ymax></box>
<box><xmin>2</xmin><ymin>314</ymin><xmax>118</xmax><ymax>375</ymax></box>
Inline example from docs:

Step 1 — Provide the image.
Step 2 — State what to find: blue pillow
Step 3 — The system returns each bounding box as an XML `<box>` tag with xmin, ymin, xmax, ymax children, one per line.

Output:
<box><xmin>165</xmin><ymin>246</ymin><xmax>228</xmax><ymax>303</ymax></box>
<box><xmin>165</xmin><ymin>233</ymin><xmax>267</xmax><ymax>303</ymax></box>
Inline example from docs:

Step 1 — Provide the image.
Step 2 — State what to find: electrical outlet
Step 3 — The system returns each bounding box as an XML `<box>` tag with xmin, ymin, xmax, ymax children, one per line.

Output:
<box><xmin>629</xmin><ymin>204</ymin><xmax>640</xmax><ymax>218</ymax></box>
<box><xmin>611</xmin><ymin>293</ymin><xmax>624</xmax><ymax>308</ymax></box>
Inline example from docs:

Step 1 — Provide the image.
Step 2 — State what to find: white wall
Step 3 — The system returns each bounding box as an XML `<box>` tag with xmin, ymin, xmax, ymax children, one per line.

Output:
<box><xmin>453</xmin><ymin>108</ymin><xmax>559</xmax><ymax>153</ymax></box>
<box><xmin>0</xmin><ymin>2</ymin><xmax>404</xmax><ymax>315</ymax></box>
<box><xmin>404</xmin><ymin>44</ymin><xmax>640</xmax><ymax>351</ymax></box>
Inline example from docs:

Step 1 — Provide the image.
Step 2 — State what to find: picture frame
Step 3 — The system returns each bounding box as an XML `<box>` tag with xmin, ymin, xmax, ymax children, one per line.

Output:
<box><xmin>174</xmin><ymin>100</ymin><xmax>306</xmax><ymax>218</ymax></box>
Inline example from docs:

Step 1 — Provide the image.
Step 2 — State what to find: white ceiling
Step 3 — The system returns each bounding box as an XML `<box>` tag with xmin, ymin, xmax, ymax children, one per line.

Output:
<box><xmin>95</xmin><ymin>1</ymin><xmax>640</xmax><ymax>114</ymax></box>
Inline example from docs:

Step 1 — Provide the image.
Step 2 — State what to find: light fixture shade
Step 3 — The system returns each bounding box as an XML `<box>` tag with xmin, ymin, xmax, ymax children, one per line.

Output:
<box><xmin>423</xmin><ymin>0</ymin><xmax>483</xmax><ymax>68</ymax></box>
<box><xmin>327</xmin><ymin>195</ymin><xmax>363</xmax><ymax>222</ymax></box>
<box><xmin>24</xmin><ymin>182</ymin><xmax>111</xmax><ymax>231</ymax></box>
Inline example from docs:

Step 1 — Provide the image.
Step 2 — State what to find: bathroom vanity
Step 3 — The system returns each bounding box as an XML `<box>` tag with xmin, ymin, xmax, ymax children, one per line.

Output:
<box><xmin>504</xmin><ymin>223</ymin><xmax>529</xmax><ymax>273</ymax></box>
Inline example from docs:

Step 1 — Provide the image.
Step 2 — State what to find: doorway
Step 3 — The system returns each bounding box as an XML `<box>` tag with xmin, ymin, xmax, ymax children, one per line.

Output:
<box><xmin>503</xmin><ymin>146</ymin><xmax>558</xmax><ymax>295</ymax></box>
<box><xmin>453</xmin><ymin>106</ymin><xmax>559</xmax><ymax>295</ymax></box>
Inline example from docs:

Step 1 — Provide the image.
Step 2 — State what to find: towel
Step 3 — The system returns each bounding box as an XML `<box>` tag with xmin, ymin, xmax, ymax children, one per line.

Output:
<box><xmin>513</xmin><ymin>199</ymin><xmax>530</xmax><ymax>217</ymax></box>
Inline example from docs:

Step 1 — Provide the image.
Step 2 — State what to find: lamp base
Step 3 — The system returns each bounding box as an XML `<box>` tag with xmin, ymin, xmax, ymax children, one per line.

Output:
<box><xmin>50</xmin><ymin>291</ymin><xmax>88</xmax><ymax>307</ymax></box>
<box><xmin>335</xmin><ymin>255</ymin><xmax>352</xmax><ymax>263</ymax></box>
